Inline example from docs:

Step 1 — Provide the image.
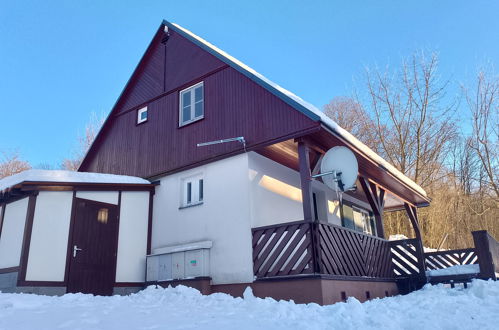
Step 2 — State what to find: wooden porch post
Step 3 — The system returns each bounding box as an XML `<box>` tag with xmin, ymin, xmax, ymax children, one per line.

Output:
<box><xmin>359</xmin><ymin>178</ymin><xmax>386</xmax><ymax>239</ymax></box>
<box><xmin>404</xmin><ymin>203</ymin><xmax>427</xmax><ymax>278</ymax></box>
<box><xmin>297</xmin><ymin>140</ymin><xmax>321</xmax><ymax>274</ymax></box>
<box><xmin>472</xmin><ymin>230</ymin><xmax>498</xmax><ymax>280</ymax></box>
<box><xmin>298</xmin><ymin>141</ymin><xmax>314</xmax><ymax>222</ymax></box>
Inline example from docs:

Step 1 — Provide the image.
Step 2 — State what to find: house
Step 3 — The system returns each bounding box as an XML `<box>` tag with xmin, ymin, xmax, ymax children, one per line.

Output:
<box><xmin>1</xmin><ymin>20</ymin><xmax>496</xmax><ymax>304</ymax></box>
<box><xmin>77</xmin><ymin>20</ymin><xmax>432</xmax><ymax>303</ymax></box>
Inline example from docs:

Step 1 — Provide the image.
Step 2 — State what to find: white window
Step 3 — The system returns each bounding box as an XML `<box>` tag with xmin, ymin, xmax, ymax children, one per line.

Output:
<box><xmin>137</xmin><ymin>106</ymin><xmax>148</xmax><ymax>124</ymax></box>
<box><xmin>181</xmin><ymin>175</ymin><xmax>204</xmax><ymax>207</ymax></box>
<box><xmin>179</xmin><ymin>82</ymin><xmax>204</xmax><ymax>126</ymax></box>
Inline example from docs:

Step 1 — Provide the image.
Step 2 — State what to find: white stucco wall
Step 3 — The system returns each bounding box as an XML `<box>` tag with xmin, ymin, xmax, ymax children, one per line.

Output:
<box><xmin>0</xmin><ymin>197</ymin><xmax>29</xmax><ymax>268</ymax></box>
<box><xmin>76</xmin><ymin>191</ymin><xmax>119</xmax><ymax>205</ymax></box>
<box><xmin>25</xmin><ymin>192</ymin><xmax>73</xmax><ymax>281</ymax></box>
<box><xmin>248</xmin><ymin>152</ymin><xmax>345</xmax><ymax>228</ymax></box>
<box><xmin>152</xmin><ymin>154</ymin><xmax>253</xmax><ymax>285</ymax></box>
<box><xmin>115</xmin><ymin>191</ymin><xmax>150</xmax><ymax>283</ymax></box>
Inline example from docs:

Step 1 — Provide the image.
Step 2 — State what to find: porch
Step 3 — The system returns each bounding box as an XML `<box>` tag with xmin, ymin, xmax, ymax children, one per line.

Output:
<box><xmin>252</xmin><ymin>219</ymin><xmax>498</xmax><ymax>292</ymax></box>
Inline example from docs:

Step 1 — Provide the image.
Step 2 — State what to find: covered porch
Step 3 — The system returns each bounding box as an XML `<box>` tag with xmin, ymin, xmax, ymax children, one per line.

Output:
<box><xmin>252</xmin><ymin>127</ymin><xmax>430</xmax><ymax>291</ymax></box>
<box><xmin>252</xmin><ymin>128</ymin><xmax>498</xmax><ymax>294</ymax></box>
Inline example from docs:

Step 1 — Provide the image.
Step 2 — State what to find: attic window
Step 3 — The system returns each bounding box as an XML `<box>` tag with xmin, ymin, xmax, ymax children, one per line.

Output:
<box><xmin>137</xmin><ymin>106</ymin><xmax>148</xmax><ymax>124</ymax></box>
<box><xmin>179</xmin><ymin>82</ymin><xmax>204</xmax><ymax>126</ymax></box>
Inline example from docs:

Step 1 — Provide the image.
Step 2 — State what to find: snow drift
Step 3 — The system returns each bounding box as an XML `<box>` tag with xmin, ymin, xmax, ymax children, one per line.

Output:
<box><xmin>0</xmin><ymin>280</ymin><xmax>498</xmax><ymax>330</ymax></box>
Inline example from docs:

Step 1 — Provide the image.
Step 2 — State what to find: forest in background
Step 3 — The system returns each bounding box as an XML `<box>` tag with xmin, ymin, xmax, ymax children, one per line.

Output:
<box><xmin>324</xmin><ymin>51</ymin><xmax>498</xmax><ymax>249</ymax></box>
<box><xmin>1</xmin><ymin>51</ymin><xmax>497</xmax><ymax>249</ymax></box>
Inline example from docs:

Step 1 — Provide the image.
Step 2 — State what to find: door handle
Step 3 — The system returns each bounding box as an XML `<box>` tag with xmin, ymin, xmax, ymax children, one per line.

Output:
<box><xmin>73</xmin><ymin>245</ymin><xmax>83</xmax><ymax>258</ymax></box>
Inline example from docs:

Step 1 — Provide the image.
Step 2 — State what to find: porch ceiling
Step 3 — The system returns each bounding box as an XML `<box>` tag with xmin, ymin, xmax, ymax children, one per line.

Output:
<box><xmin>256</xmin><ymin>128</ymin><xmax>430</xmax><ymax>208</ymax></box>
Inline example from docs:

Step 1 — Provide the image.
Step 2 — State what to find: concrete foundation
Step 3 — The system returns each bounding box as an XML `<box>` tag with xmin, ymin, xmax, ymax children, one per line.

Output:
<box><xmin>157</xmin><ymin>275</ymin><xmax>399</xmax><ymax>305</ymax></box>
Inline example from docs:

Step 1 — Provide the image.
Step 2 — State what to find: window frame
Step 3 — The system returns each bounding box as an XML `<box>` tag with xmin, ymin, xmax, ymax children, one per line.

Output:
<box><xmin>179</xmin><ymin>81</ymin><xmax>204</xmax><ymax>127</ymax></box>
<box><xmin>137</xmin><ymin>106</ymin><xmax>148</xmax><ymax>124</ymax></box>
<box><xmin>341</xmin><ymin>201</ymin><xmax>377</xmax><ymax>236</ymax></box>
<box><xmin>180</xmin><ymin>175</ymin><xmax>204</xmax><ymax>209</ymax></box>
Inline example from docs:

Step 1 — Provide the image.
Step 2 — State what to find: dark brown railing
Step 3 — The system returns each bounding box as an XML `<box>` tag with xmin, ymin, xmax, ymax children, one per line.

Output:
<box><xmin>252</xmin><ymin>220</ymin><xmax>314</xmax><ymax>278</ymax></box>
<box><xmin>318</xmin><ymin>223</ymin><xmax>393</xmax><ymax>278</ymax></box>
<box><xmin>389</xmin><ymin>238</ymin><xmax>425</xmax><ymax>277</ymax></box>
<box><xmin>425</xmin><ymin>248</ymin><xmax>478</xmax><ymax>270</ymax></box>
<box><xmin>252</xmin><ymin>220</ymin><xmax>393</xmax><ymax>279</ymax></box>
<box><xmin>472</xmin><ymin>230</ymin><xmax>499</xmax><ymax>280</ymax></box>
<box><xmin>252</xmin><ymin>221</ymin><xmax>499</xmax><ymax>283</ymax></box>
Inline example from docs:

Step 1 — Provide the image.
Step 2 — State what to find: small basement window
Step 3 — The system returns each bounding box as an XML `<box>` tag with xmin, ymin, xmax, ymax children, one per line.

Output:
<box><xmin>137</xmin><ymin>106</ymin><xmax>148</xmax><ymax>124</ymax></box>
<box><xmin>179</xmin><ymin>82</ymin><xmax>204</xmax><ymax>126</ymax></box>
<box><xmin>181</xmin><ymin>175</ymin><xmax>204</xmax><ymax>208</ymax></box>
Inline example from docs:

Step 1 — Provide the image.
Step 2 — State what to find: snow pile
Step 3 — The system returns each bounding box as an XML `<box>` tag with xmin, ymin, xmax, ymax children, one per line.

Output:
<box><xmin>0</xmin><ymin>169</ymin><xmax>150</xmax><ymax>192</ymax></box>
<box><xmin>426</xmin><ymin>264</ymin><xmax>480</xmax><ymax>277</ymax></box>
<box><xmin>1</xmin><ymin>280</ymin><xmax>498</xmax><ymax>330</ymax></box>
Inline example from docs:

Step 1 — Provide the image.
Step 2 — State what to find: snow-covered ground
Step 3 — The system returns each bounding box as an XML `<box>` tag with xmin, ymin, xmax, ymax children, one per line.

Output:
<box><xmin>1</xmin><ymin>280</ymin><xmax>498</xmax><ymax>330</ymax></box>
<box><xmin>426</xmin><ymin>264</ymin><xmax>480</xmax><ymax>277</ymax></box>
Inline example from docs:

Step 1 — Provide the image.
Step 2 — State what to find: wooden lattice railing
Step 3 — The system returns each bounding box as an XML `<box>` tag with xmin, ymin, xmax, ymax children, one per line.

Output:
<box><xmin>425</xmin><ymin>249</ymin><xmax>478</xmax><ymax>270</ymax></box>
<box><xmin>318</xmin><ymin>223</ymin><xmax>393</xmax><ymax>278</ymax></box>
<box><xmin>252</xmin><ymin>221</ymin><xmax>314</xmax><ymax>278</ymax></box>
<box><xmin>252</xmin><ymin>220</ymin><xmax>394</xmax><ymax>279</ymax></box>
<box><xmin>389</xmin><ymin>238</ymin><xmax>425</xmax><ymax>277</ymax></box>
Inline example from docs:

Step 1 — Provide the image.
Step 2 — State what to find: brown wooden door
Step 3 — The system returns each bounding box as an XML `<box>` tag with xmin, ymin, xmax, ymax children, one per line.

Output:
<box><xmin>67</xmin><ymin>198</ymin><xmax>119</xmax><ymax>296</ymax></box>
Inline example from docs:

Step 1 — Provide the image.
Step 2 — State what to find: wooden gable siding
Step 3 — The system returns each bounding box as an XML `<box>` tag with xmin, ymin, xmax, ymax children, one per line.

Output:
<box><xmin>113</xmin><ymin>28</ymin><xmax>165</xmax><ymax>114</ymax></box>
<box><xmin>115</xmin><ymin>29</ymin><xmax>226</xmax><ymax>114</ymax></box>
<box><xmin>80</xmin><ymin>66</ymin><xmax>318</xmax><ymax>178</ymax></box>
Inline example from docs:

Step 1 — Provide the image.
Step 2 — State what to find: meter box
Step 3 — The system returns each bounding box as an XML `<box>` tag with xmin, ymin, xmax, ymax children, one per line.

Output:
<box><xmin>146</xmin><ymin>241</ymin><xmax>211</xmax><ymax>282</ymax></box>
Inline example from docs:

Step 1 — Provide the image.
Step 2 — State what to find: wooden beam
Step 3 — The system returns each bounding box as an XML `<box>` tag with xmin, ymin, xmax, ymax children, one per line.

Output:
<box><xmin>403</xmin><ymin>203</ymin><xmax>427</xmax><ymax>278</ymax></box>
<box><xmin>17</xmin><ymin>193</ymin><xmax>38</xmax><ymax>284</ymax></box>
<box><xmin>298</xmin><ymin>141</ymin><xmax>314</xmax><ymax>222</ymax></box>
<box><xmin>359</xmin><ymin>177</ymin><xmax>386</xmax><ymax>239</ymax></box>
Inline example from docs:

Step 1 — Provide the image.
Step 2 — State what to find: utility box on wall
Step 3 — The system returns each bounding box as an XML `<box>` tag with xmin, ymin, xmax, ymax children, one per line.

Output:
<box><xmin>146</xmin><ymin>241</ymin><xmax>211</xmax><ymax>282</ymax></box>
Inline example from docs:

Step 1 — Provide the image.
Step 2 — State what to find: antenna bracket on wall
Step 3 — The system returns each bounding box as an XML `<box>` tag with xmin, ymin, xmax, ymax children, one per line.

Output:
<box><xmin>197</xmin><ymin>137</ymin><xmax>246</xmax><ymax>150</ymax></box>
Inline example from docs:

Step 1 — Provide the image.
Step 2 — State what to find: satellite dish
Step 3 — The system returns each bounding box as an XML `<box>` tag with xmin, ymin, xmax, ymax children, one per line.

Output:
<box><xmin>319</xmin><ymin>146</ymin><xmax>358</xmax><ymax>192</ymax></box>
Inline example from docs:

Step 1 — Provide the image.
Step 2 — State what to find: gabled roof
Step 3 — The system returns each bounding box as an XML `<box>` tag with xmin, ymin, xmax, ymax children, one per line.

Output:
<box><xmin>163</xmin><ymin>20</ymin><xmax>427</xmax><ymax>198</ymax></box>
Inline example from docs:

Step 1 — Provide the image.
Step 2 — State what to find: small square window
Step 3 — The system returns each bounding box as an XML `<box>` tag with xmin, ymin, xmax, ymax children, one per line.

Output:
<box><xmin>137</xmin><ymin>106</ymin><xmax>148</xmax><ymax>124</ymax></box>
<box><xmin>179</xmin><ymin>82</ymin><xmax>204</xmax><ymax>126</ymax></box>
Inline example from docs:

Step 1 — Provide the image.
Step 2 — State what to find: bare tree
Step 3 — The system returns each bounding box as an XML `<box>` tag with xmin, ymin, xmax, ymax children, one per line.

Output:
<box><xmin>363</xmin><ymin>51</ymin><xmax>458</xmax><ymax>188</ymax></box>
<box><xmin>323</xmin><ymin>97</ymin><xmax>379</xmax><ymax>151</ymax></box>
<box><xmin>464</xmin><ymin>68</ymin><xmax>499</xmax><ymax>200</ymax></box>
<box><xmin>0</xmin><ymin>151</ymin><xmax>31</xmax><ymax>179</ymax></box>
<box><xmin>61</xmin><ymin>112</ymin><xmax>104</xmax><ymax>171</ymax></box>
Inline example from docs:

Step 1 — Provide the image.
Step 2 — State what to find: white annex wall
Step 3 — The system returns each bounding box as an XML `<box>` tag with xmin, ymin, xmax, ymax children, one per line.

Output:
<box><xmin>0</xmin><ymin>197</ymin><xmax>29</xmax><ymax>268</ymax></box>
<box><xmin>25</xmin><ymin>192</ymin><xmax>73</xmax><ymax>281</ymax></box>
<box><xmin>152</xmin><ymin>153</ymin><xmax>253</xmax><ymax>285</ymax></box>
<box><xmin>248</xmin><ymin>152</ymin><xmax>345</xmax><ymax>228</ymax></box>
<box><xmin>115</xmin><ymin>191</ymin><xmax>150</xmax><ymax>283</ymax></box>
<box><xmin>76</xmin><ymin>191</ymin><xmax>119</xmax><ymax>205</ymax></box>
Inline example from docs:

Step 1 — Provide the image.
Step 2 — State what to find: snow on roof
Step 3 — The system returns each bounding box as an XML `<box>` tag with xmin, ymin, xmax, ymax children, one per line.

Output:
<box><xmin>169</xmin><ymin>21</ymin><xmax>427</xmax><ymax>198</ymax></box>
<box><xmin>0</xmin><ymin>169</ymin><xmax>150</xmax><ymax>192</ymax></box>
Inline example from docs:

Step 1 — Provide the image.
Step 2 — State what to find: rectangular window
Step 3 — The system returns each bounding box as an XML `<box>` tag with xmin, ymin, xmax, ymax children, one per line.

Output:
<box><xmin>199</xmin><ymin>179</ymin><xmax>204</xmax><ymax>201</ymax></box>
<box><xmin>179</xmin><ymin>82</ymin><xmax>204</xmax><ymax>126</ymax></box>
<box><xmin>181</xmin><ymin>175</ymin><xmax>204</xmax><ymax>207</ymax></box>
<box><xmin>342</xmin><ymin>203</ymin><xmax>377</xmax><ymax>235</ymax></box>
<box><xmin>137</xmin><ymin>106</ymin><xmax>148</xmax><ymax>124</ymax></box>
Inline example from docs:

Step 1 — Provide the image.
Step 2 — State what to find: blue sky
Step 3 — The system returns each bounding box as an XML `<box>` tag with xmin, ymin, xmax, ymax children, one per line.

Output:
<box><xmin>1</xmin><ymin>1</ymin><xmax>498</xmax><ymax>167</ymax></box>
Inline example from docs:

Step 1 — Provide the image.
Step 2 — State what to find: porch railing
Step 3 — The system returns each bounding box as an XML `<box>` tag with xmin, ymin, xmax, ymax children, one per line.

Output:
<box><xmin>389</xmin><ymin>238</ymin><xmax>425</xmax><ymax>277</ymax></box>
<box><xmin>252</xmin><ymin>221</ymin><xmax>499</xmax><ymax>282</ymax></box>
<box><xmin>252</xmin><ymin>220</ymin><xmax>314</xmax><ymax>278</ymax></box>
<box><xmin>424</xmin><ymin>248</ymin><xmax>478</xmax><ymax>270</ymax></box>
<box><xmin>252</xmin><ymin>220</ymin><xmax>393</xmax><ymax>279</ymax></box>
<box><xmin>318</xmin><ymin>223</ymin><xmax>393</xmax><ymax>278</ymax></box>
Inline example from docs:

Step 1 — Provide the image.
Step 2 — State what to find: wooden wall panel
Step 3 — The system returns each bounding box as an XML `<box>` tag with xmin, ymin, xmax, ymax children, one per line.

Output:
<box><xmin>114</xmin><ymin>29</ymin><xmax>227</xmax><ymax>115</ymax></box>
<box><xmin>114</xmin><ymin>29</ymin><xmax>165</xmax><ymax>114</ymax></box>
<box><xmin>81</xmin><ymin>67</ymin><xmax>318</xmax><ymax>178</ymax></box>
